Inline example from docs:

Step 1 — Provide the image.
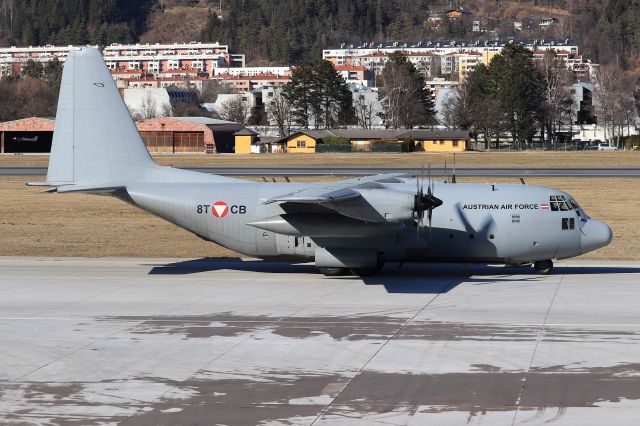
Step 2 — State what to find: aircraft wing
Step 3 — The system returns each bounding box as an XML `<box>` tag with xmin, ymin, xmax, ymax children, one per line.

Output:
<box><xmin>264</xmin><ymin>173</ymin><xmax>416</xmax><ymax>224</ymax></box>
<box><xmin>264</xmin><ymin>173</ymin><xmax>407</xmax><ymax>206</ymax></box>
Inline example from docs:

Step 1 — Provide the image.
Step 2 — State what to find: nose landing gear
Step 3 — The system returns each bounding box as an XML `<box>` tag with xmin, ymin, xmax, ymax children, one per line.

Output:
<box><xmin>534</xmin><ymin>260</ymin><xmax>554</xmax><ymax>274</ymax></box>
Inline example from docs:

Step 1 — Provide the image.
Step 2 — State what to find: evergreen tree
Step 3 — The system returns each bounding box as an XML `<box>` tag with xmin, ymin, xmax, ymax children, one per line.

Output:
<box><xmin>283</xmin><ymin>60</ymin><xmax>352</xmax><ymax>129</ymax></box>
<box><xmin>489</xmin><ymin>45</ymin><xmax>543</xmax><ymax>148</ymax></box>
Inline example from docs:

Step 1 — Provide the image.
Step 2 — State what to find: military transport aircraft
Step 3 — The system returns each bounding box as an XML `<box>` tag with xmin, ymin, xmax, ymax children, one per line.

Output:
<box><xmin>30</xmin><ymin>48</ymin><xmax>613</xmax><ymax>276</ymax></box>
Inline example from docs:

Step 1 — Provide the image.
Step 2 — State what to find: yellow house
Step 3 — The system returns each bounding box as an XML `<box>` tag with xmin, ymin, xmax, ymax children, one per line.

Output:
<box><xmin>233</xmin><ymin>128</ymin><xmax>258</xmax><ymax>154</ymax></box>
<box><xmin>407</xmin><ymin>130</ymin><xmax>469</xmax><ymax>152</ymax></box>
<box><xmin>285</xmin><ymin>132</ymin><xmax>321</xmax><ymax>153</ymax></box>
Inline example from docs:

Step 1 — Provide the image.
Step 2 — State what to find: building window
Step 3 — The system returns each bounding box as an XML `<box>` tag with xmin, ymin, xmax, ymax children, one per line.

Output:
<box><xmin>453</xmin><ymin>140</ymin><xmax>459</xmax><ymax>147</ymax></box>
<box><xmin>296</xmin><ymin>140</ymin><xmax>306</xmax><ymax>148</ymax></box>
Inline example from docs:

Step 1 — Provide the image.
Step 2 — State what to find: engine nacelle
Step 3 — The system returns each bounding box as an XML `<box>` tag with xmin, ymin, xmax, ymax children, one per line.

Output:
<box><xmin>325</xmin><ymin>189</ymin><xmax>416</xmax><ymax>223</ymax></box>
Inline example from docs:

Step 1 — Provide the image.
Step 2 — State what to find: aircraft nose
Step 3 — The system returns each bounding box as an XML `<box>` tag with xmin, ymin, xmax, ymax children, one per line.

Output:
<box><xmin>581</xmin><ymin>219</ymin><xmax>613</xmax><ymax>253</ymax></box>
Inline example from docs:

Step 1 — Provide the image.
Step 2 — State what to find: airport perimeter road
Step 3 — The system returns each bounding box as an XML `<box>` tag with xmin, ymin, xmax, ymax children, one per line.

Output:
<box><xmin>2</xmin><ymin>257</ymin><xmax>640</xmax><ymax>424</ymax></box>
<box><xmin>3</xmin><ymin>166</ymin><xmax>640</xmax><ymax>176</ymax></box>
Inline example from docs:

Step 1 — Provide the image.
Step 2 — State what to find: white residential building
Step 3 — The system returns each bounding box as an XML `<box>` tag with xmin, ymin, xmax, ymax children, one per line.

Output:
<box><xmin>213</xmin><ymin>66</ymin><xmax>291</xmax><ymax>77</ymax></box>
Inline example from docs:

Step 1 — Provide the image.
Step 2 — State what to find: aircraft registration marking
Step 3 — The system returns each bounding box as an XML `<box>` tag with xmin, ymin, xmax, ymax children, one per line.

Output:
<box><xmin>196</xmin><ymin>202</ymin><xmax>246</xmax><ymax>217</ymax></box>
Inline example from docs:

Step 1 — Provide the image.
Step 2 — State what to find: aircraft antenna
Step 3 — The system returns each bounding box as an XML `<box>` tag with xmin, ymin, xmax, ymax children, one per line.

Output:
<box><xmin>452</xmin><ymin>153</ymin><xmax>457</xmax><ymax>183</ymax></box>
<box><xmin>444</xmin><ymin>161</ymin><xmax>448</xmax><ymax>183</ymax></box>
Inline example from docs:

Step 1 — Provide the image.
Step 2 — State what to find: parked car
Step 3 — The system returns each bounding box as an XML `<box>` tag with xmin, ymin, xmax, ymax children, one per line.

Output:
<box><xmin>597</xmin><ymin>143</ymin><xmax>618</xmax><ymax>151</ymax></box>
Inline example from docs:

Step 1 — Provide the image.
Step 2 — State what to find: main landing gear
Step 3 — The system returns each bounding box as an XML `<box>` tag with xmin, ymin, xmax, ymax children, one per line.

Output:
<box><xmin>318</xmin><ymin>262</ymin><xmax>386</xmax><ymax>277</ymax></box>
<box><xmin>534</xmin><ymin>260</ymin><xmax>554</xmax><ymax>275</ymax></box>
<box><xmin>317</xmin><ymin>267</ymin><xmax>349</xmax><ymax>276</ymax></box>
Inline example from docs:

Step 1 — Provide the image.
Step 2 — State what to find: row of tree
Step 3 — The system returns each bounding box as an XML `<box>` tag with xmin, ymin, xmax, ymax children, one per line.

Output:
<box><xmin>261</xmin><ymin>54</ymin><xmax>435</xmax><ymax>136</ymax></box>
<box><xmin>443</xmin><ymin>44</ymin><xmax>637</xmax><ymax>147</ymax></box>
<box><xmin>0</xmin><ymin>58</ymin><xmax>62</xmax><ymax>122</ymax></box>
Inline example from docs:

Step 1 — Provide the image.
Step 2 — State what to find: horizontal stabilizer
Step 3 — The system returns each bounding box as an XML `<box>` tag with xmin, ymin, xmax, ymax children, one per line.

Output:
<box><xmin>55</xmin><ymin>185</ymin><xmax>126</xmax><ymax>194</ymax></box>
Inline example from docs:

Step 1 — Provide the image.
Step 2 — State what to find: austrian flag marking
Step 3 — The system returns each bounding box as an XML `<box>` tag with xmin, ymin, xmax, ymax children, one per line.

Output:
<box><xmin>212</xmin><ymin>201</ymin><xmax>229</xmax><ymax>218</ymax></box>
<box><xmin>541</xmin><ymin>203</ymin><xmax>549</xmax><ymax>210</ymax></box>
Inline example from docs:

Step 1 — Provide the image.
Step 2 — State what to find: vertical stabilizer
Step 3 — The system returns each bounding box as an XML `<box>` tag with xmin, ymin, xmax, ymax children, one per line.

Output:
<box><xmin>46</xmin><ymin>47</ymin><xmax>156</xmax><ymax>185</ymax></box>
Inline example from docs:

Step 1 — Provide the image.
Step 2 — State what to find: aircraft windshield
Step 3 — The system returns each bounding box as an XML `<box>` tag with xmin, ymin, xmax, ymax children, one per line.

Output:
<box><xmin>549</xmin><ymin>195</ymin><xmax>573</xmax><ymax>211</ymax></box>
<box><xmin>549</xmin><ymin>195</ymin><xmax>589</xmax><ymax>220</ymax></box>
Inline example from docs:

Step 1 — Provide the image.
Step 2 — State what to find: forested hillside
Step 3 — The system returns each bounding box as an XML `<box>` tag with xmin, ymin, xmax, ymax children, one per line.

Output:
<box><xmin>0</xmin><ymin>0</ymin><xmax>154</xmax><ymax>46</ymax></box>
<box><xmin>200</xmin><ymin>0</ymin><xmax>640</xmax><ymax>67</ymax></box>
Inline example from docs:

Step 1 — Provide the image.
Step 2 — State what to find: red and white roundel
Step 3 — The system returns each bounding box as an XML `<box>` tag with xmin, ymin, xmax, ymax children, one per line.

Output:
<box><xmin>212</xmin><ymin>201</ymin><xmax>229</xmax><ymax>218</ymax></box>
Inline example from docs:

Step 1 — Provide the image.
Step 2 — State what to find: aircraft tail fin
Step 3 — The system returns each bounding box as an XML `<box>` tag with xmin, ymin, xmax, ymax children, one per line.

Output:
<box><xmin>46</xmin><ymin>47</ymin><xmax>157</xmax><ymax>186</ymax></box>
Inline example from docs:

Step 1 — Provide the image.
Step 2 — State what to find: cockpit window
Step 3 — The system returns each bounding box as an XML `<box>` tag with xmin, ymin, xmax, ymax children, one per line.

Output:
<box><xmin>550</xmin><ymin>195</ymin><xmax>574</xmax><ymax>211</ymax></box>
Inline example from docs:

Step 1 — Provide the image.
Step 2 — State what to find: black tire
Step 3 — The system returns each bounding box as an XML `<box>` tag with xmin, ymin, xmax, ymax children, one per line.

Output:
<box><xmin>318</xmin><ymin>267</ymin><xmax>349</xmax><ymax>276</ymax></box>
<box><xmin>534</xmin><ymin>260</ymin><xmax>554</xmax><ymax>275</ymax></box>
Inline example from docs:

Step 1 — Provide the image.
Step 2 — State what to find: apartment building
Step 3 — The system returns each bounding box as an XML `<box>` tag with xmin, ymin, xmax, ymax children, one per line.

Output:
<box><xmin>213</xmin><ymin>66</ymin><xmax>291</xmax><ymax>77</ymax></box>
<box><xmin>0</xmin><ymin>44</ymin><xmax>99</xmax><ymax>77</ymax></box>
<box><xmin>335</xmin><ymin>66</ymin><xmax>375</xmax><ymax>87</ymax></box>
<box><xmin>0</xmin><ymin>42</ymin><xmax>245</xmax><ymax>78</ymax></box>
<box><xmin>103</xmin><ymin>42</ymin><xmax>245</xmax><ymax>77</ymax></box>
<box><xmin>323</xmin><ymin>40</ymin><xmax>579</xmax><ymax>66</ymax></box>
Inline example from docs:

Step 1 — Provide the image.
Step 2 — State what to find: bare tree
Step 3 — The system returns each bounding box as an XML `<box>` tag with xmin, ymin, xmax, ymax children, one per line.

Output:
<box><xmin>353</xmin><ymin>95</ymin><xmax>375</xmax><ymax>129</ymax></box>
<box><xmin>441</xmin><ymin>80</ymin><xmax>472</xmax><ymax>130</ymax></box>
<box><xmin>131</xmin><ymin>93</ymin><xmax>161</xmax><ymax>120</ymax></box>
<box><xmin>595</xmin><ymin>64</ymin><xmax>636</xmax><ymax>146</ymax></box>
<box><xmin>265</xmin><ymin>90</ymin><xmax>292</xmax><ymax>137</ymax></box>
<box><xmin>1</xmin><ymin>0</ymin><xmax>14</xmax><ymax>37</ymax></box>
<box><xmin>537</xmin><ymin>52</ymin><xmax>574</xmax><ymax>146</ymax></box>
<box><xmin>200</xmin><ymin>80</ymin><xmax>233</xmax><ymax>103</ymax></box>
<box><xmin>377</xmin><ymin>63</ymin><xmax>426</xmax><ymax>128</ymax></box>
<box><xmin>218</xmin><ymin>95</ymin><xmax>250</xmax><ymax>124</ymax></box>
<box><xmin>441</xmin><ymin>75</ymin><xmax>502</xmax><ymax>150</ymax></box>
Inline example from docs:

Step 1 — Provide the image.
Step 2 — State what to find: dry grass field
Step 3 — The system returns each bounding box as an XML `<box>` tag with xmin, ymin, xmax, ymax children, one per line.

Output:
<box><xmin>1</xmin><ymin>151</ymin><xmax>639</xmax><ymax>169</ymax></box>
<box><xmin>0</xmin><ymin>175</ymin><xmax>637</xmax><ymax>260</ymax></box>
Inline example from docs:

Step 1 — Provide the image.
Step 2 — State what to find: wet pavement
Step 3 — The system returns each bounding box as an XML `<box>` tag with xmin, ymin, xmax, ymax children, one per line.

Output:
<box><xmin>1</xmin><ymin>257</ymin><xmax>640</xmax><ymax>425</ymax></box>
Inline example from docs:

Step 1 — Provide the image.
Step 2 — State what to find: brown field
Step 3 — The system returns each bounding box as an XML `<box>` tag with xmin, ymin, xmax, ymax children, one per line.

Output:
<box><xmin>0</xmin><ymin>175</ymin><xmax>637</xmax><ymax>260</ymax></box>
<box><xmin>1</xmin><ymin>151</ymin><xmax>640</xmax><ymax>169</ymax></box>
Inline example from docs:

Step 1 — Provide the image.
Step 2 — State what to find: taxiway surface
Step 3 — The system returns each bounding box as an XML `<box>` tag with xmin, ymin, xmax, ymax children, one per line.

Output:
<box><xmin>1</xmin><ymin>257</ymin><xmax>640</xmax><ymax>425</ymax></box>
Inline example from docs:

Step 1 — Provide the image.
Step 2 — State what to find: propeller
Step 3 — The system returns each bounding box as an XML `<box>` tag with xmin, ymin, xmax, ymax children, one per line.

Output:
<box><xmin>414</xmin><ymin>164</ymin><xmax>443</xmax><ymax>238</ymax></box>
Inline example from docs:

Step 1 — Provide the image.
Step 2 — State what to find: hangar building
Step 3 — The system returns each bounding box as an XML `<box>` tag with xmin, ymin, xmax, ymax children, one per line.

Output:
<box><xmin>0</xmin><ymin>117</ymin><xmax>55</xmax><ymax>153</ymax></box>
<box><xmin>0</xmin><ymin>116</ymin><xmax>245</xmax><ymax>154</ymax></box>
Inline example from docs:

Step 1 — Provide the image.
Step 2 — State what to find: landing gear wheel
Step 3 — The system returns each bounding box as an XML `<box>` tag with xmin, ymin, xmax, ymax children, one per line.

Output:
<box><xmin>317</xmin><ymin>267</ymin><xmax>349</xmax><ymax>276</ymax></box>
<box><xmin>534</xmin><ymin>260</ymin><xmax>554</xmax><ymax>275</ymax></box>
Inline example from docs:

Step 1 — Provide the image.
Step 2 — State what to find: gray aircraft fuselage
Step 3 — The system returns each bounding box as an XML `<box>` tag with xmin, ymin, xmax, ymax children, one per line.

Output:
<box><xmin>126</xmin><ymin>180</ymin><xmax>611</xmax><ymax>266</ymax></box>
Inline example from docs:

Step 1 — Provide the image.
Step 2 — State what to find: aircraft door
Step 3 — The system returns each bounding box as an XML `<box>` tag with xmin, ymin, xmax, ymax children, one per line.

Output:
<box><xmin>275</xmin><ymin>234</ymin><xmax>314</xmax><ymax>258</ymax></box>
